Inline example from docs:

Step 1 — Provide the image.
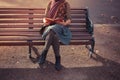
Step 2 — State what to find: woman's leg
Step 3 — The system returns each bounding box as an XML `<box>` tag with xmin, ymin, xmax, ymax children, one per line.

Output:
<box><xmin>52</xmin><ymin>34</ymin><xmax>60</xmax><ymax>57</ymax></box>
<box><xmin>38</xmin><ymin>30</ymin><xmax>54</xmax><ymax>64</ymax></box>
<box><xmin>44</xmin><ymin>29</ymin><xmax>55</xmax><ymax>50</ymax></box>
<box><xmin>39</xmin><ymin>29</ymin><xmax>61</xmax><ymax>70</ymax></box>
<box><xmin>52</xmin><ymin>34</ymin><xmax>61</xmax><ymax>71</ymax></box>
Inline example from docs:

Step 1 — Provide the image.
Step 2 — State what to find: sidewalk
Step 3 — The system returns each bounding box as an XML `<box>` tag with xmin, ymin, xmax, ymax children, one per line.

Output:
<box><xmin>0</xmin><ymin>24</ymin><xmax>120</xmax><ymax>80</ymax></box>
<box><xmin>94</xmin><ymin>24</ymin><xmax>120</xmax><ymax>27</ymax></box>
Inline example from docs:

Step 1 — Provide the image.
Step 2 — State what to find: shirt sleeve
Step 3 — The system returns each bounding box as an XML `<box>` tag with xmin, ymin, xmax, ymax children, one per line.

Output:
<box><xmin>65</xmin><ymin>2</ymin><xmax>71</xmax><ymax>20</ymax></box>
<box><xmin>45</xmin><ymin>2</ymin><xmax>51</xmax><ymax>17</ymax></box>
<box><xmin>45</xmin><ymin>8</ymin><xmax>48</xmax><ymax>17</ymax></box>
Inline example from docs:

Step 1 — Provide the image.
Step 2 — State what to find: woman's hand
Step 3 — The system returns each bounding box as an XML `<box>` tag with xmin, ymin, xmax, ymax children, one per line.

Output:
<box><xmin>56</xmin><ymin>19</ymin><xmax>71</xmax><ymax>26</ymax></box>
<box><xmin>43</xmin><ymin>22</ymin><xmax>50</xmax><ymax>26</ymax></box>
<box><xmin>43</xmin><ymin>18</ymin><xmax>51</xmax><ymax>26</ymax></box>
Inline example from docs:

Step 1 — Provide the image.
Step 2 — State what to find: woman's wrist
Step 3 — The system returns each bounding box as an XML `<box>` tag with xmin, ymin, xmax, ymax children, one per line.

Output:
<box><xmin>64</xmin><ymin>19</ymin><xmax>71</xmax><ymax>26</ymax></box>
<box><xmin>56</xmin><ymin>21</ymin><xmax>67</xmax><ymax>26</ymax></box>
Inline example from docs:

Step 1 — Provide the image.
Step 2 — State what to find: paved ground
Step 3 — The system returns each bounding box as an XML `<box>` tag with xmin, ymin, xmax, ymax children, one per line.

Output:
<box><xmin>0</xmin><ymin>25</ymin><xmax>120</xmax><ymax>80</ymax></box>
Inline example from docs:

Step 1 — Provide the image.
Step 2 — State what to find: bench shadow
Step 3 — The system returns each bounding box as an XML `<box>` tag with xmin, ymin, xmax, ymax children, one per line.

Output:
<box><xmin>0</xmin><ymin>53</ymin><xmax>120</xmax><ymax>80</ymax></box>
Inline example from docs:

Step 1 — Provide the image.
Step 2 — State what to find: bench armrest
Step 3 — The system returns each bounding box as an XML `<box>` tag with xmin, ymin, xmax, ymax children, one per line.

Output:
<box><xmin>86</xmin><ymin>17</ymin><xmax>94</xmax><ymax>35</ymax></box>
<box><xmin>85</xmin><ymin>8</ymin><xmax>94</xmax><ymax>35</ymax></box>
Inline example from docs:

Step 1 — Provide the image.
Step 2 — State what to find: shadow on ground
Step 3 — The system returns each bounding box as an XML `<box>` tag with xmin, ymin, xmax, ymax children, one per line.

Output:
<box><xmin>0</xmin><ymin>53</ymin><xmax>120</xmax><ymax>80</ymax></box>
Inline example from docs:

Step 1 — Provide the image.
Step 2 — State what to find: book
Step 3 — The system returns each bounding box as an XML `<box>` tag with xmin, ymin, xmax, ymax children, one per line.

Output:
<box><xmin>43</xmin><ymin>18</ymin><xmax>63</xmax><ymax>24</ymax></box>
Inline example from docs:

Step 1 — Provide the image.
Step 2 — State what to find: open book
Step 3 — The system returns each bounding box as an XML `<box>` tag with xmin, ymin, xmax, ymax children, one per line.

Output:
<box><xmin>43</xmin><ymin>18</ymin><xmax>63</xmax><ymax>24</ymax></box>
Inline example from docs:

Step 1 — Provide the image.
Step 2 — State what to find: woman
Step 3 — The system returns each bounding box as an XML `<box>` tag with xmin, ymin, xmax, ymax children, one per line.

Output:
<box><xmin>38</xmin><ymin>0</ymin><xmax>72</xmax><ymax>71</ymax></box>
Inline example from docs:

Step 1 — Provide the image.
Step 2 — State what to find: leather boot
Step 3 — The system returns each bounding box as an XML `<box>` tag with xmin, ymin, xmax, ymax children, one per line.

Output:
<box><xmin>55</xmin><ymin>56</ymin><xmax>61</xmax><ymax>71</ymax></box>
<box><xmin>38</xmin><ymin>50</ymin><xmax>48</xmax><ymax>64</ymax></box>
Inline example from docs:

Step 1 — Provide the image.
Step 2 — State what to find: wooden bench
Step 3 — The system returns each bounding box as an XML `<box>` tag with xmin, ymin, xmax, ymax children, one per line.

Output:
<box><xmin>0</xmin><ymin>8</ymin><xmax>95</xmax><ymax>58</ymax></box>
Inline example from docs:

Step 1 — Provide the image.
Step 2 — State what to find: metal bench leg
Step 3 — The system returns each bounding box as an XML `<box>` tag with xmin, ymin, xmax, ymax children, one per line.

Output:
<box><xmin>91</xmin><ymin>38</ymin><xmax>95</xmax><ymax>53</ymax></box>
<box><xmin>29</xmin><ymin>45</ymin><xmax>32</xmax><ymax>58</ymax></box>
<box><xmin>28</xmin><ymin>40</ymin><xmax>32</xmax><ymax>58</ymax></box>
<box><xmin>89</xmin><ymin>37</ymin><xmax>95</xmax><ymax>58</ymax></box>
<box><xmin>85</xmin><ymin>37</ymin><xmax>95</xmax><ymax>58</ymax></box>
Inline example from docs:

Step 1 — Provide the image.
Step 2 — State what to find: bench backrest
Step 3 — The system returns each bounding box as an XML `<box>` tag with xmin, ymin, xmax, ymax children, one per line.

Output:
<box><xmin>0</xmin><ymin>8</ymin><xmax>92</xmax><ymax>45</ymax></box>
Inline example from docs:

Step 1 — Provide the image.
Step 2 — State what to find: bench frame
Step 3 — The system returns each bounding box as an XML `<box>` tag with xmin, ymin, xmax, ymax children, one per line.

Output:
<box><xmin>0</xmin><ymin>8</ymin><xmax>95</xmax><ymax>58</ymax></box>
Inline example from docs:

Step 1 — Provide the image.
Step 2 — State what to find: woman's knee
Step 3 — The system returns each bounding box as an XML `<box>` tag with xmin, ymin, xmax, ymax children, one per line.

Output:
<box><xmin>50</xmin><ymin>29</ymin><xmax>54</xmax><ymax>33</ymax></box>
<box><xmin>49</xmin><ymin>29</ymin><xmax>55</xmax><ymax>36</ymax></box>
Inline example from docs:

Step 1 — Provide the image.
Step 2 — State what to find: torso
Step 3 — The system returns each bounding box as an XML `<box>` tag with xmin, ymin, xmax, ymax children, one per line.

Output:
<box><xmin>48</xmin><ymin>1</ymin><xmax>67</xmax><ymax>19</ymax></box>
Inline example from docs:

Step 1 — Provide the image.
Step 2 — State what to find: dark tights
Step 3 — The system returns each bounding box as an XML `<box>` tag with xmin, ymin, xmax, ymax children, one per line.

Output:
<box><xmin>44</xmin><ymin>30</ymin><xmax>60</xmax><ymax>56</ymax></box>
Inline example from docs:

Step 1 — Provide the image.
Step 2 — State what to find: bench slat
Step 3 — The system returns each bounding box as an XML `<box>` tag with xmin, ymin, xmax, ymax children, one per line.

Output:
<box><xmin>0</xmin><ymin>24</ymin><xmax>87</xmax><ymax>28</ymax></box>
<box><xmin>0</xmin><ymin>9</ymin><xmax>86</xmax><ymax>14</ymax></box>
<box><xmin>0</xmin><ymin>8</ymin><xmax>87</xmax><ymax>10</ymax></box>
<box><xmin>0</xmin><ymin>40</ymin><xmax>91</xmax><ymax>46</ymax></box>
<box><xmin>0</xmin><ymin>41</ymin><xmax>30</xmax><ymax>46</ymax></box>
<box><xmin>0</xmin><ymin>15</ymin><xmax>44</xmax><ymax>18</ymax></box>
<box><xmin>0</xmin><ymin>29</ymin><xmax>40</xmax><ymax>32</ymax></box>
<box><xmin>0</xmin><ymin>32</ymin><xmax>90</xmax><ymax>36</ymax></box>
<box><xmin>0</xmin><ymin>20</ymin><xmax>42</xmax><ymax>23</ymax></box>
<box><xmin>0</xmin><ymin>8</ymin><xmax>45</xmax><ymax>10</ymax></box>
<box><xmin>71</xmin><ymin>14</ymin><xmax>86</xmax><ymax>18</ymax></box>
<box><xmin>0</xmin><ymin>28</ymin><xmax>87</xmax><ymax>32</ymax></box>
<box><xmin>0</xmin><ymin>19</ymin><xmax>86</xmax><ymax>23</ymax></box>
<box><xmin>0</xmin><ymin>36</ymin><xmax>92</xmax><ymax>41</ymax></box>
<box><xmin>0</xmin><ymin>25</ymin><xmax>40</xmax><ymax>28</ymax></box>
<box><xmin>0</xmin><ymin>33</ymin><xmax>40</xmax><ymax>36</ymax></box>
<box><xmin>0</xmin><ymin>31</ymin><xmax>90</xmax><ymax>36</ymax></box>
<box><xmin>0</xmin><ymin>14</ymin><xmax>86</xmax><ymax>19</ymax></box>
<box><xmin>0</xmin><ymin>10</ymin><xmax>45</xmax><ymax>14</ymax></box>
<box><xmin>0</xmin><ymin>31</ymin><xmax>90</xmax><ymax>34</ymax></box>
